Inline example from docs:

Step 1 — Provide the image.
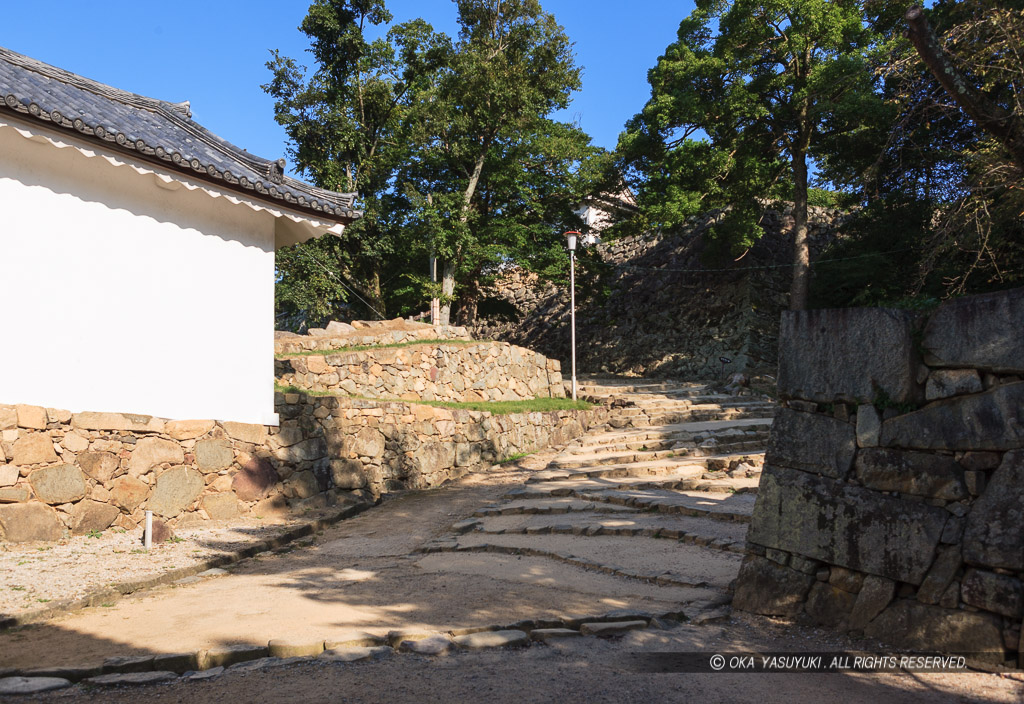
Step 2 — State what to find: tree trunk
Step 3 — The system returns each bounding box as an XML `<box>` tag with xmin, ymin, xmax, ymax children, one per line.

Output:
<box><xmin>454</xmin><ymin>276</ymin><xmax>481</xmax><ymax>327</ymax></box>
<box><xmin>439</xmin><ymin>144</ymin><xmax>491</xmax><ymax>326</ymax></box>
<box><xmin>789</xmin><ymin>148</ymin><xmax>810</xmax><ymax>311</ymax></box>
<box><xmin>438</xmin><ymin>259</ymin><xmax>456</xmax><ymax>327</ymax></box>
<box><xmin>366</xmin><ymin>263</ymin><xmax>386</xmax><ymax>320</ymax></box>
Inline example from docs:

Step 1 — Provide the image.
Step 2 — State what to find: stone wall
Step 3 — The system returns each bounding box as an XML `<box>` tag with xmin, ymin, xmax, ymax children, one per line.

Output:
<box><xmin>0</xmin><ymin>397</ymin><xmax>604</xmax><ymax>543</ymax></box>
<box><xmin>277</xmin><ymin>341</ymin><xmax>565</xmax><ymax>402</ymax></box>
<box><xmin>733</xmin><ymin>287</ymin><xmax>1024</xmax><ymax>668</ymax></box>
<box><xmin>470</xmin><ymin>205</ymin><xmax>845</xmax><ymax>379</ymax></box>
<box><xmin>275</xmin><ymin>318</ymin><xmax>472</xmax><ymax>355</ymax></box>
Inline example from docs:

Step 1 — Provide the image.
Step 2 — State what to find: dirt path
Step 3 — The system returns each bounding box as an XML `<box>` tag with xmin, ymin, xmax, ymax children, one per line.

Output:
<box><xmin>1</xmin><ymin>379</ymin><xmax>1020</xmax><ymax>701</ymax></box>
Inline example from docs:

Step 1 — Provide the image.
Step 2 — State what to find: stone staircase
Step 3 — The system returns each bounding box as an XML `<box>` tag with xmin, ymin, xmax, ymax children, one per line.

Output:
<box><xmin>425</xmin><ymin>377</ymin><xmax>777</xmax><ymax>615</ymax></box>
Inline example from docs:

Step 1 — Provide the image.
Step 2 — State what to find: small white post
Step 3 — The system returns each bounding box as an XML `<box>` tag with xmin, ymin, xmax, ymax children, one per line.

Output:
<box><xmin>144</xmin><ymin>510</ymin><xmax>153</xmax><ymax>550</ymax></box>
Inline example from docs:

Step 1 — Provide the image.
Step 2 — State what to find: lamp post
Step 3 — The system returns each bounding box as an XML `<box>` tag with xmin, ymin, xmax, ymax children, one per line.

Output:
<box><xmin>564</xmin><ymin>230</ymin><xmax>599</xmax><ymax>401</ymax></box>
<box><xmin>565</xmin><ymin>231</ymin><xmax>579</xmax><ymax>401</ymax></box>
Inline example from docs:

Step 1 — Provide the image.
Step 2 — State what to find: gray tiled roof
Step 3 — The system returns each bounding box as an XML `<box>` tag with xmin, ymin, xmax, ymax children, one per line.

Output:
<box><xmin>0</xmin><ymin>46</ymin><xmax>359</xmax><ymax>224</ymax></box>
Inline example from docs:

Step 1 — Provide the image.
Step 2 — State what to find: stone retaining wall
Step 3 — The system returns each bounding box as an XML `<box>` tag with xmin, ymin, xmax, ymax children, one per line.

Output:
<box><xmin>277</xmin><ymin>341</ymin><xmax>565</xmax><ymax>402</ymax></box>
<box><xmin>733</xmin><ymin>287</ymin><xmax>1024</xmax><ymax>668</ymax></box>
<box><xmin>0</xmin><ymin>397</ymin><xmax>604</xmax><ymax>543</ymax></box>
<box><xmin>275</xmin><ymin>318</ymin><xmax>472</xmax><ymax>355</ymax></box>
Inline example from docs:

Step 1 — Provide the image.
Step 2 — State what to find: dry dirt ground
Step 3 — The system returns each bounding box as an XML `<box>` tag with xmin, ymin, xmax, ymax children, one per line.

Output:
<box><xmin>1</xmin><ymin>381</ymin><xmax>1022</xmax><ymax>702</ymax></box>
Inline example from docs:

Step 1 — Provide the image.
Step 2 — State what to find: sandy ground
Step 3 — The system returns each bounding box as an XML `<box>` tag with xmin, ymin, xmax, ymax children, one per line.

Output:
<box><xmin>11</xmin><ymin>618</ymin><xmax>1024</xmax><ymax>704</ymax></box>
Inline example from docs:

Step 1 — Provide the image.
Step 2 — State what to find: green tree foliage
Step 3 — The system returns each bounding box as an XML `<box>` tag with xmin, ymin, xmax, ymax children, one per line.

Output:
<box><xmin>264</xmin><ymin>0</ymin><xmax>449</xmax><ymax>327</ymax></box>
<box><xmin>266</xmin><ymin>0</ymin><xmax>598</xmax><ymax>328</ymax></box>
<box><xmin>617</xmin><ymin>0</ymin><xmax>880</xmax><ymax>309</ymax></box>
<box><xmin>401</xmin><ymin>0</ymin><xmax>593</xmax><ymax>325</ymax></box>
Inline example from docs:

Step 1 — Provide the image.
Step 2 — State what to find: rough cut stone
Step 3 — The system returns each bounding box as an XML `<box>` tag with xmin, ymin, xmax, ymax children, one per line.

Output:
<box><xmin>320</xmin><ymin>646</ymin><xmax>391</xmax><ymax>663</ymax></box>
<box><xmin>201</xmin><ymin>493</ymin><xmax>240</xmax><ymax>521</ymax></box>
<box><xmin>880</xmin><ymin>382</ymin><xmax>1024</xmax><ymax>451</ymax></box>
<box><xmin>200</xmin><ymin>645</ymin><xmax>269</xmax><ymax>669</ymax></box>
<box><xmin>0</xmin><ymin>406</ymin><xmax>17</xmax><ymax>430</ymax></box>
<box><xmin>276</xmin><ymin>438</ymin><xmax>326</xmax><ymax>462</ymax></box>
<box><xmin>0</xmin><ymin>486</ymin><xmax>29</xmax><ymax>503</ymax></box>
<box><xmin>164</xmin><ymin>419</ymin><xmax>215</xmax><ymax>441</ymax></box>
<box><xmin>766</xmin><ymin>409</ymin><xmax>856</xmax><ymax>479</ymax></box>
<box><xmin>325</xmin><ymin>320</ymin><xmax>356</xmax><ymax>335</ymax></box>
<box><xmin>194</xmin><ymin>439</ymin><xmax>234</xmax><ymax>473</ymax></box>
<box><xmin>0</xmin><ymin>502</ymin><xmax>63</xmax><ymax>542</ymax></box>
<box><xmin>15</xmin><ymin>405</ymin><xmax>48</xmax><ymax>430</ymax></box>
<box><xmin>916</xmin><ymin>545</ymin><xmax>962</xmax><ymax>605</ymax></box>
<box><xmin>855</xmin><ymin>405</ymin><xmax>881</xmax><ymax>448</ymax></box>
<box><xmin>12</xmin><ymin>433</ymin><xmax>58</xmax><ymax>466</ymax></box>
<box><xmin>922</xmin><ymin>287</ymin><xmax>1024</xmax><ymax>373</ymax></box>
<box><xmin>329</xmin><ymin>459</ymin><xmax>367</xmax><ymax>490</ymax></box>
<box><xmin>128</xmin><ymin>437</ymin><xmax>184</xmax><ymax>473</ymax></box>
<box><xmin>960</xmin><ymin>569</ymin><xmax>1024</xmax><ymax>618</ymax></box>
<box><xmin>345</xmin><ymin>428</ymin><xmax>385</xmax><ymax>458</ymax></box>
<box><xmin>111</xmin><ymin>475</ymin><xmax>149</xmax><ymax>512</ymax></box>
<box><xmin>848</xmin><ymin>575</ymin><xmax>896</xmax><ymax>630</ymax></box>
<box><xmin>778</xmin><ymin>308</ymin><xmax>923</xmax><ymax>404</ymax></box>
<box><xmin>0</xmin><ymin>677</ymin><xmax>71</xmax><ymax>695</ymax></box>
<box><xmin>78</xmin><ymin>452</ymin><xmax>120</xmax><ymax>484</ymax></box>
<box><xmin>147</xmin><ymin>466</ymin><xmax>204</xmax><ymax>517</ymax></box>
<box><xmin>925</xmin><ymin>369</ymin><xmax>983</xmax><ymax>401</ymax></box>
<box><xmin>29</xmin><ymin>464</ymin><xmax>87</xmax><ymax>504</ymax></box>
<box><xmin>69</xmin><ymin>500</ymin><xmax>120</xmax><ymax>535</ymax></box>
<box><xmin>732</xmin><ymin>555</ymin><xmax>815</xmax><ymax>616</ymax></box>
<box><xmin>71</xmin><ymin>412</ymin><xmax>164</xmax><ymax>434</ymax></box>
<box><xmin>231</xmin><ymin>456</ymin><xmax>279</xmax><ymax>502</ymax></box>
<box><xmin>223</xmin><ymin>422</ymin><xmax>267</xmax><ymax>445</ymax></box>
<box><xmin>854</xmin><ymin>448</ymin><xmax>967</xmax><ymax>500</ymax></box>
<box><xmin>452</xmin><ymin>630</ymin><xmax>529</xmax><ymax>650</ymax></box>
<box><xmin>85</xmin><ymin>672</ymin><xmax>177</xmax><ymax>687</ymax></box>
<box><xmin>267</xmin><ymin>640</ymin><xmax>325</xmax><ymax>658</ymax></box>
<box><xmin>805</xmin><ymin>582</ymin><xmax>857</xmax><ymax>627</ymax></box>
<box><xmin>579</xmin><ymin>621</ymin><xmax>648</xmax><ymax>636</ymax></box>
<box><xmin>749</xmin><ymin>465</ymin><xmax>948</xmax><ymax>584</ymax></box>
<box><xmin>61</xmin><ymin>432</ymin><xmax>89</xmax><ymax>453</ymax></box>
<box><xmin>0</xmin><ymin>465</ymin><xmax>18</xmax><ymax>487</ymax></box>
<box><xmin>398</xmin><ymin>636</ymin><xmax>454</xmax><ymax>655</ymax></box>
<box><xmin>963</xmin><ymin>450</ymin><xmax>1024</xmax><ymax>571</ymax></box>
<box><xmin>864</xmin><ymin>599</ymin><xmax>1005</xmax><ymax>662</ymax></box>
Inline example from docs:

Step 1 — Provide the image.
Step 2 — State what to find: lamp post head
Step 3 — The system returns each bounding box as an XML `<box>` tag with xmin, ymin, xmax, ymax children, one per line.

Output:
<box><xmin>564</xmin><ymin>230</ymin><xmax>580</xmax><ymax>252</ymax></box>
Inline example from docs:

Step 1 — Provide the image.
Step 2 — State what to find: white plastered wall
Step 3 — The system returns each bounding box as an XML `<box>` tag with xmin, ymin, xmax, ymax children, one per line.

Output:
<box><xmin>0</xmin><ymin>118</ymin><xmax>332</xmax><ymax>425</ymax></box>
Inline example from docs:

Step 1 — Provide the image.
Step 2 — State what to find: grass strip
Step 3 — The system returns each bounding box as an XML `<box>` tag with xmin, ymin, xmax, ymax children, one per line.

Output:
<box><xmin>274</xmin><ymin>384</ymin><xmax>593</xmax><ymax>415</ymax></box>
<box><xmin>277</xmin><ymin>339</ymin><xmax>484</xmax><ymax>358</ymax></box>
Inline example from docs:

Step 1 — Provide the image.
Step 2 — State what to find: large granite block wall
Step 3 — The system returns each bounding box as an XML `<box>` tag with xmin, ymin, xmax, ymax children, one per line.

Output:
<box><xmin>733</xmin><ymin>287</ymin><xmax>1024</xmax><ymax>668</ymax></box>
<box><xmin>0</xmin><ymin>395</ymin><xmax>604</xmax><ymax>543</ymax></box>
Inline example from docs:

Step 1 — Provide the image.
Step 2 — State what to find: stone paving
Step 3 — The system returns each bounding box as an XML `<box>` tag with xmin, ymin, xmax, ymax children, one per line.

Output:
<box><xmin>0</xmin><ymin>378</ymin><xmax>778</xmax><ymax>694</ymax></box>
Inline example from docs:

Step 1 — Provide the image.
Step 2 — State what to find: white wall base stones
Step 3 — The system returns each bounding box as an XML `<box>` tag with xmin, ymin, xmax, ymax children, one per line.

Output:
<box><xmin>0</xmin><ymin>396</ymin><xmax>605</xmax><ymax>543</ymax></box>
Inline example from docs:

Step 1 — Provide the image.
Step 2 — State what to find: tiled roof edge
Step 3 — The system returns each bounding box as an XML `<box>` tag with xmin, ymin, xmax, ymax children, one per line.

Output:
<box><xmin>0</xmin><ymin>48</ymin><xmax>361</xmax><ymax>224</ymax></box>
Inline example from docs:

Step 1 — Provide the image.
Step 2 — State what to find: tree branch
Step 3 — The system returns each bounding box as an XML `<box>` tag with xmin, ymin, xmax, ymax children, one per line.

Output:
<box><xmin>905</xmin><ymin>5</ymin><xmax>1024</xmax><ymax>172</ymax></box>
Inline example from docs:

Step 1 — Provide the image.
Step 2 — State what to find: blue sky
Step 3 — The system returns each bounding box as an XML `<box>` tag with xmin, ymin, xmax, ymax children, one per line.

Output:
<box><xmin>3</xmin><ymin>1</ymin><xmax>695</xmax><ymax>175</ymax></box>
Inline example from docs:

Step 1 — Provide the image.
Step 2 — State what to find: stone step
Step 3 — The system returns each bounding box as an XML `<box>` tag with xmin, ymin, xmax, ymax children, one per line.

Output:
<box><xmin>467</xmin><ymin>512</ymin><xmax>749</xmax><ymax>553</ymax></box>
<box><xmin>508</xmin><ymin>474</ymin><xmax>759</xmax><ymax>502</ymax></box>
<box><xmin>473</xmin><ymin>498</ymin><xmax>642</xmax><ymax>517</ymax></box>
<box><xmin>529</xmin><ymin>453</ymin><xmax>764</xmax><ymax>484</ymax></box>
<box><xmin>575</xmin><ymin>488</ymin><xmax>756</xmax><ymax>522</ymax></box>
<box><xmin>568</xmin><ymin>419</ymin><xmax>773</xmax><ymax>445</ymax></box>
<box><xmin>551</xmin><ymin>439</ymin><xmax>767</xmax><ymax>469</ymax></box>
<box><xmin>449</xmin><ymin>533</ymin><xmax>743</xmax><ymax>590</ymax></box>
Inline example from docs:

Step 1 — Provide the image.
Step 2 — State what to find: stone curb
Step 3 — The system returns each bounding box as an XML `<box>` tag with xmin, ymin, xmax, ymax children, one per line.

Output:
<box><xmin>0</xmin><ymin>500</ymin><xmax>377</xmax><ymax>631</ymax></box>
<box><xmin>417</xmin><ymin>542</ymin><xmax>714</xmax><ymax>589</ymax></box>
<box><xmin>3</xmin><ymin>609</ymin><xmax>691</xmax><ymax>686</ymax></box>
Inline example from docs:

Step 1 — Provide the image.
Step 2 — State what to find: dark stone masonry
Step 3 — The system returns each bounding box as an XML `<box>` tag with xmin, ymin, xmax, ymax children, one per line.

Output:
<box><xmin>733</xmin><ymin>286</ymin><xmax>1024</xmax><ymax>668</ymax></box>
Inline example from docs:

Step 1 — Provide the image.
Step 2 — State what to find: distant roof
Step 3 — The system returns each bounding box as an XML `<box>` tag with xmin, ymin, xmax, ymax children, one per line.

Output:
<box><xmin>0</xmin><ymin>46</ymin><xmax>359</xmax><ymax>224</ymax></box>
